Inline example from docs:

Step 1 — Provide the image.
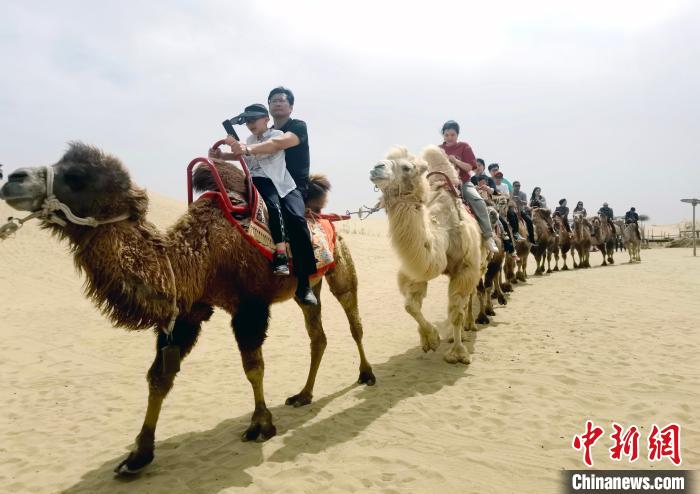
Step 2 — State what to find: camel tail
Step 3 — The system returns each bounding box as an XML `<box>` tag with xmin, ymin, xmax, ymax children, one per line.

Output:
<box><xmin>306</xmin><ymin>173</ymin><xmax>332</xmax><ymax>213</ymax></box>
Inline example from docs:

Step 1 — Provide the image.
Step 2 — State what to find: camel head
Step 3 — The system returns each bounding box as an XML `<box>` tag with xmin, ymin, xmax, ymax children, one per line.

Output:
<box><xmin>532</xmin><ymin>207</ymin><xmax>552</xmax><ymax>225</ymax></box>
<box><xmin>369</xmin><ymin>147</ymin><xmax>428</xmax><ymax>202</ymax></box>
<box><xmin>1</xmin><ymin>142</ymin><xmax>147</xmax><ymax>227</ymax></box>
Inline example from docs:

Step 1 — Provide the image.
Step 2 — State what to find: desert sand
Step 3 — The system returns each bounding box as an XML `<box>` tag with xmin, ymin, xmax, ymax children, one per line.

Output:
<box><xmin>0</xmin><ymin>195</ymin><xmax>698</xmax><ymax>494</ymax></box>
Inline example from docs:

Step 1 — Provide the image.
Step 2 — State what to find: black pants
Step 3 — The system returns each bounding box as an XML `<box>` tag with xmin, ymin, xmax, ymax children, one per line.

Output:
<box><xmin>508</xmin><ymin>209</ymin><xmax>536</xmax><ymax>243</ymax></box>
<box><xmin>253</xmin><ymin>176</ymin><xmax>286</xmax><ymax>244</ymax></box>
<box><xmin>498</xmin><ymin>216</ymin><xmax>515</xmax><ymax>253</ymax></box>
<box><xmin>252</xmin><ymin>177</ymin><xmax>317</xmax><ymax>279</ymax></box>
<box><xmin>562</xmin><ymin>216</ymin><xmax>571</xmax><ymax>233</ymax></box>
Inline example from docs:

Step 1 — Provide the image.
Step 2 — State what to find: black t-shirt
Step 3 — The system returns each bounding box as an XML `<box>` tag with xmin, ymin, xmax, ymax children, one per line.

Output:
<box><xmin>555</xmin><ymin>206</ymin><xmax>569</xmax><ymax>217</ymax></box>
<box><xmin>276</xmin><ymin>118</ymin><xmax>310</xmax><ymax>193</ymax></box>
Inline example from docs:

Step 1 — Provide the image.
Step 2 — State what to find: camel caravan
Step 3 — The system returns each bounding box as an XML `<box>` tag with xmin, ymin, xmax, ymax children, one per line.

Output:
<box><xmin>0</xmin><ymin>112</ymin><xmax>643</xmax><ymax>475</ymax></box>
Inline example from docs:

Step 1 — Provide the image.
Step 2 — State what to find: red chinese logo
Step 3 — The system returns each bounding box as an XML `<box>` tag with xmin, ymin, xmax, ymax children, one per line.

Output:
<box><xmin>572</xmin><ymin>420</ymin><xmax>605</xmax><ymax>467</ymax></box>
<box><xmin>573</xmin><ymin>421</ymin><xmax>682</xmax><ymax>467</ymax></box>
<box><xmin>648</xmin><ymin>423</ymin><xmax>682</xmax><ymax>466</ymax></box>
<box><xmin>609</xmin><ymin>422</ymin><xmax>640</xmax><ymax>462</ymax></box>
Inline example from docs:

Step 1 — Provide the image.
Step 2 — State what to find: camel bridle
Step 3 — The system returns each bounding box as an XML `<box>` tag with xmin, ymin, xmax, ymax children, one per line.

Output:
<box><xmin>1</xmin><ymin>166</ymin><xmax>132</xmax><ymax>239</ymax></box>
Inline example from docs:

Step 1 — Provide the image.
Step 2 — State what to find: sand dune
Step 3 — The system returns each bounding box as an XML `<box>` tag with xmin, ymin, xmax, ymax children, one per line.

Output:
<box><xmin>0</xmin><ymin>194</ymin><xmax>697</xmax><ymax>493</ymax></box>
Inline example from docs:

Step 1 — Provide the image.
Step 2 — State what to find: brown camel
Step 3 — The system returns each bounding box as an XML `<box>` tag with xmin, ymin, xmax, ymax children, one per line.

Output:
<box><xmin>483</xmin><ymin>196</ymin><xmax>530</xmax><ymax>287</ymax></box>
<box><xmin>553</xmin><ymin>214</ymin><xmax>573</xmax><ymax>271</ymax></box>
<box><xmin>474</xmin><ymin>207</ymin><xmax>508</xmax><ymax>325</ymax></box>
<box><xmin>546</xmin><ymin>218</ymin><xmax>560</xmax><ymax>273</ymax></box>
<box><xmin>558</xmin><ymin>216</ymin><xmax>573</xmax><ymax>270</ymax></box>
<box><xmin>369</xmin><ymin>146</ymin><xmax>485</xmax><ymax>364</ymax></box>
<box><xmin>590</xmin><ymin>214</ymin><xmax>616</xmax><ymax>266</ymax></box>
<box><xmin>502</xmin><ymin>201</ymin><xmax>531</xmax><ymax>284</ymax></box>
<box><xmin>0</xmin><ymin>143</ymin><xmax>375</xmax><ymax>474</ymax></box>
<box><xmin>472</xmin><ymin>192</ymin><xmax>509</xmax><ymax>325</ymax></box>
<box><xmin>530</xmin><ymin>208</ymin><xmax>554</xmax><ymax>276</ymax></box>
<box><xmin>572</xmin><ymin>213</ymin><xmax>592</xmax><ymax>268</ymax></box>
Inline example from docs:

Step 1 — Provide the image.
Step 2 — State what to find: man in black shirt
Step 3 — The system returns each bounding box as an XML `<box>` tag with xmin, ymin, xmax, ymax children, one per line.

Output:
<box><xmin>625</xmin><ymin>207</ymin><xmax>639</xmax><ymax>224</ymax></box>
<box><xmin>554</xmin><ymin>198</ymin><xmax>572</xmax><ymax>233</ymax></box>
<box><xmin>223</xmin><ymin>87</ymin><xmax>318</xmax><ymax>306</ymax></box>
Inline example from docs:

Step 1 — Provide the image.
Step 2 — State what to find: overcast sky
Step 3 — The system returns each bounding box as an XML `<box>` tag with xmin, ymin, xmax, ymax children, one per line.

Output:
<box><xmin>1</xmin><ymin>1</ymin><xmax>699</xmax><ymax>223</ymax></box>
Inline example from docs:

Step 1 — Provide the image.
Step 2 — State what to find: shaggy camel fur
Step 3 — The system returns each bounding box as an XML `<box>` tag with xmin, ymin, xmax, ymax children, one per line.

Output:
<box><xmin>623</xmin><ymin>223</ymin><xmax>642</xmax><ymax>263</ymax></box>
<box><xmin>530</xmin><ymin>208</ymin><xmax>554</xmax><ymax>276</ymax></box>
<box><xmin>572</xmin><ymin>213</ymin><xmax>592</xmax><ymax>269</ymax></box>
<box><xmin>0</xmin><ymin>143</ymin><xmax>375</xmax><ymax>474</ymax></box>
<box><xmin>370</xmin><ymin>145</ymin><xmax>485</xmax><ymax>364</ymax></box>
<box><xmin>590</xmin><ymin>214</ymin><xmax>616</xmax><ymax>266</ymax></box>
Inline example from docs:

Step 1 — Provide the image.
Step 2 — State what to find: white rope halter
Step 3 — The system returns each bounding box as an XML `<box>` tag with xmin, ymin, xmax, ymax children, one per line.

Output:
<box><xmin>0</xmin><ymin>166</ymin><xmax>131</xmax><ymax>239</ymax></box>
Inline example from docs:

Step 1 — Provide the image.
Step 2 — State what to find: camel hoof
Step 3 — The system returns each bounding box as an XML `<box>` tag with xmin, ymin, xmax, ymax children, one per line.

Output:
<box><xmin>357</xmin><ymin>369</ymin><xmax>376</xmax><ymax>386</ymax></box>
<box><xmin>420</xmin><ymin>329</ymin><xmax>440</xmax><ymax>352</ymax></box>
<box><xmin>242</xmin><ymin>408</ymin><xmax>276</xmax><ymax>441</ymax></box>
<box><xmin>490</xmin><ymin>292</ymin><xmax>498</xmax><ymax>299</ymax></box>
<box><xmin>476</xmin><ymin>314</ymin><xmax>490</xmax><ymax>325</ymax></box>
<box><xmin>443</xmin><ymin>346</ymin><xmax>471</xmax><ymax>365</ymax></box>
<box><xmin>114</xmin><ymin>450</ymin><xmax>154</xmax><ymax>476</ymax></box>
<box><xmin>535</xmin><ymin>271</ymin><xmax>543</xmax><ymax>276</ymax></box>
<box><xmin>486</xmin><ymin>307</ymin><xmax>496</xmax><ymax>316</ymax></box>
<box><xmin>608</xmin><ymin>258</ymin><xmax>615</xmax><ymax>264</ymax></box>
<box><xmin>546</xmin><ymin>269</ymin><xmax>552</xmax><ymax>274</ymax></box>
<box><xmin>285</xmin><ymin>392</ymin><xmax>313</xmax><ymax>408</ymax></box>
<box><xmin>497</xmin><ymin>295</ymin><xmax>507</xmax><ymax>306</ymax></box>
<box><xmin>562</xmin><ymin>266</ymin><xmax>568</xmax><ymax>271</ymax></box>
<box><xmin>502</xmin><ymin>283</ymin><xmax>513</xmax><ymax>292</ymax></box>
<box><xmin>553</xmin><ymin>267</ymin><xmax>559</xmax><ymax>272</ymax></box>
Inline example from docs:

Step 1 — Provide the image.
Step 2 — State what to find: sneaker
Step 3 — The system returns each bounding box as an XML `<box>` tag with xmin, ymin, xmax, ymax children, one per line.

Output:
<box><xmin>513</xmin><ymin>232</ymin><xmax>523</xmax><ymax>241</ymax></box>
<box><xmin>273</xmin><ymin>264</ymin><xmax>290</xmax><ymax>276</ymax></box>
<box><xmin>271</xmin><ymin>253</ymin><xmax>290</xmax><ymax>277</ymax></box>
<box><xmin>295</xmin><ymin>286</ymin><xmax>318</xmax><ymax>306</ymax></box>
<box><xmin>486</xmin><ymin>237</ymin><xmax>499</xmax><ymax>254</ymax></box>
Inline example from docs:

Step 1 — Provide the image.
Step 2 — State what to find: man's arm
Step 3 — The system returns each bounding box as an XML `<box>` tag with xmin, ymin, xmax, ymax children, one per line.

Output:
<box><xmin>224</xmin><ymin>132</ymin><xmax>300</xmax><ymax>157</ymax></box>
<box><xmin>448</xmin><ymin>155</ymin><xmax>473</xmax><ymax>173</ymax></box>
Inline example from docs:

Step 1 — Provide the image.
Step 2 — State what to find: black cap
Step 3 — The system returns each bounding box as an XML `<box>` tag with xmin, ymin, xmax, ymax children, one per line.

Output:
<box><xmin>230</xmin><ymin>104</ymin><xmax>269</xmax><ymax>125</ymax></box>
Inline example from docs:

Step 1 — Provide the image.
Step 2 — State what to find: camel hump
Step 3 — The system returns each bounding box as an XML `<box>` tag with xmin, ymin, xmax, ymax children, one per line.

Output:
<box><xmin>306</xmin><ymin>173</ymin><xmax>332</xmax><ymax>213</ymax></box>
<box><xmin>192</xmin><ymin>160</ymin><xmax>247</xmax><ymax>196</ymax></box>
<box><xmin>385</xmin><ymin>146</ymin><xmax>412</xmax><ymax>161</ymax></box>
<box><xmin>421</xmin><ymin>145</ymin><xmax>459</xmax><ymax>185</ymax></box>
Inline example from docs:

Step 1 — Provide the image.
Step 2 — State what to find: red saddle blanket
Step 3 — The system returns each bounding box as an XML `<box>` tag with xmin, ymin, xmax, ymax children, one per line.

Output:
<box><xmin>205</xmin><ymin>188</ymin><xmax>338</xmax><ymax>280</ymax></box>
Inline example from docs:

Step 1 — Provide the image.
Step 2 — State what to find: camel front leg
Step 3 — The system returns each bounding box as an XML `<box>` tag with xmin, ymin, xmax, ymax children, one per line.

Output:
<box><xmin>115</xmin><ymin>305</ymin><xmax>212</xmax><ymax>475</ymax></box>
<box><xmin>398</xmin><ymin>271</ymin><xmax>440</xmax><ymax>352</ymax></box>
<box><xmin>232</xmin><ymin>300</ymin><xmax>276</xmax><ymax>442</ymax></box>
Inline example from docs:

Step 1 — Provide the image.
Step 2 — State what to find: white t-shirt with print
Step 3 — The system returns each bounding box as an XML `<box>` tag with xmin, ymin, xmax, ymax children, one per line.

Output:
<box><xmin>245</xmin><ymin>129</ymin><xmax>297</xmax><ymax>198</ymax></box>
